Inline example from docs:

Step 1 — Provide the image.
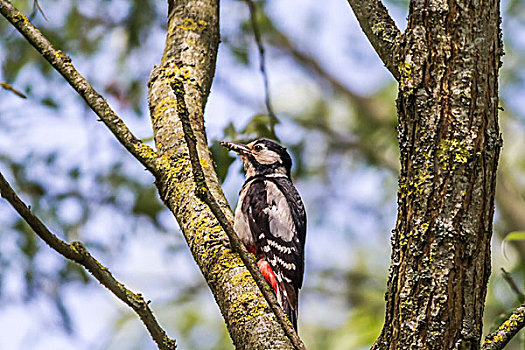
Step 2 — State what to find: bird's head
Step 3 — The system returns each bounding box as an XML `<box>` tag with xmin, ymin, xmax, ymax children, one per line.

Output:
<box><xmin>221</xmin><ymin>139</ymin><xmax>292</xmax><ymax>179</ymax></box>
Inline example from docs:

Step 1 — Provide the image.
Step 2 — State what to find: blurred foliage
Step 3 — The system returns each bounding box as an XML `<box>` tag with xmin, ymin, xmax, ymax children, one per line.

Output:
<box><xmin>505</xmin><ymin>231</ymin><xmax>525</xmax><ymax>242</ymax></box>
<box><xmin>2</xmin><ymin>0</ymin><xmax>525</xmax><ymax>349</ymax></box>
<box><xmin>209</xmin><ymin>140</ymin><xmax>235</xmax><ymax>183</ymax></box>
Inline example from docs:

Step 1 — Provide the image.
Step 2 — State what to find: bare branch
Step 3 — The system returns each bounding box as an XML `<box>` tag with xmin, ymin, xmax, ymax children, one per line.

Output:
<box><xmin>0</xmin><ymin>171</ymin><xmax>176</xmax><ymax>350</ymax></box>
<box><xmin>241</xmin><ymin>0</ymin><xmax>279</xmax><ymax>137</ymax></box>
<box><xmin>501</xmin><ymin>268</ymin><xmax>525</xmax><ymax>303</ymax></box>
<box><xmin>1</xmin><ymin>81</ymin><xmax>27</xmax><ymax>98</ymax></box>
<box><xmin>482</xmin><ymin>302</ymin><xmax>525</xmax><ymax>350</ymax></box>
<box><xmin>269</xmin><ymin>28</ymin><xmax>392</xmax><ymax>120</ymax></box>
<box><xmin>267</xmin><ymin>26</ymin><xmax>367</xmax><ymax>102</ymax></box>
<box><xmin>169</xmin><ymin>77</ymin><xmax>306</xmax><ymax>350</ymax></box>
<box><xmin>0</xmin><ymin>0</ymin><xmax>160</xmax><ymax>174</ymax></box>
<box><xmin>265</xmin><ymin>28</ymin><xmax>399</xmax><ymax>170</ymax></box>
<box><xmin>346</xmin><ymin>0</ymin><xmax>402</xmax><ymax>80</ymax></box>
<box><xmin>2</xmin><ymin>0</ymin><xmax>303</xmax><ymax>347</ymax></box>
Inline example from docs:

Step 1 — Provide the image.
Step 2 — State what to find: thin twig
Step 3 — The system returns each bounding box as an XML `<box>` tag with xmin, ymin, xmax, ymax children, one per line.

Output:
<box><xmin>242</xmin><ymin>0</ymin><xmax>279</xmax><ymax>138</ymax></box>
<box><xmin>170</xmin><ymin>78</ymin><xmax>307</xmax><ymax>350</ymax></box>
<box><xmin>30</xmin><ymin>0</ymin><xmax>47</xmax><ymax>21</ymax></box>
<box><xmin>264</xmin><ymin>31</ymin><xmax>399</xmax><ymax>170</ymax></box>
<box><xmin>346</xmin><ymin>0</ymin><xmax>402</xmax><ymax>80</ymax></box>
<box><xmin>482</xmin><ymin>302</ymin><xmax>525</xmax><ymax>350</ymax></box>
<box><xmin>269</xmin><ymin>29</ymin><xmax>371</xmax><ymax>108</ymax></box>
<box><xmin>501</xmin><ymin>268</ymin><xmax>525</xmax><ymax>303</ymax></box>
<box><xmin>0</xmin><ymin>171</ymin><xmax>176</xmax><ymax>350</ymax></box>
<box><xmin>1</xmin><ymin>82</ymin><xmax>27</xmax><ymax>98</ymax></box>
<box><xmin>0</xmin><ymin>1</ymin><xmax>160</xmax><ymax>174</ymax></box>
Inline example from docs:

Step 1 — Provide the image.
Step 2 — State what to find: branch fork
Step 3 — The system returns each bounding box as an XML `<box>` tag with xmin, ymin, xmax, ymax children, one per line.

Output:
<box><xmin>0</xmin><ymin>1</ymin><xmax>306</xmax><ymax>348</ymax></box>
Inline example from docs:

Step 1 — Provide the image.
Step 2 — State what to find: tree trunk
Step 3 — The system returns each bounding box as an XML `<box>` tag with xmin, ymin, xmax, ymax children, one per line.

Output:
<box><xmin>147</xmin><ymin>0</ymin><xmax>294</xmax><ymax>348</ymax></box>
<box><xmin>374</xmin><ymin>0</ymin><xmax>503</xmax><ymax>349</ymax></box>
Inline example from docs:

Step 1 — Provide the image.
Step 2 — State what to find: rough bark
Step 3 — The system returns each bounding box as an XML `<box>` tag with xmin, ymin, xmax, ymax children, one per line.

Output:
<box><xmin>147</xmin><ymin>1</ymin><xmax>295</xmax><ymax>348</ymax></box>
<box><xmin>482</xmin><ymin>301</ymin><xmax>525</xmax><ymax>350</ymax></box>
<box><xmin>373</xmin><ymin>0</ymin><xmax>503</xmax><ymax>349</ymax></box>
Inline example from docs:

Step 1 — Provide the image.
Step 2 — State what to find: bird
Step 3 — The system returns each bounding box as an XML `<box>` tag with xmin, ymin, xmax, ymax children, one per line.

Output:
<box><xmin>221</xmin><ymin>138</ymin><xmax>306</xmax><ymax>330</ymax></box>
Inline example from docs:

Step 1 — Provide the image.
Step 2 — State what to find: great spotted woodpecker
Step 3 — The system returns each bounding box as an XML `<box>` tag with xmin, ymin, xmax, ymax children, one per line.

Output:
<box><xmin>221</xmin><ymin>139</ymin><xmax>306</xmax><ymax>330</ymax></box>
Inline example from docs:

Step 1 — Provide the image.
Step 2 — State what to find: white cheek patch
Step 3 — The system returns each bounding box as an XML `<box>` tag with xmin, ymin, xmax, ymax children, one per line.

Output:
<box><xmin>255</xmin><ymin>150</ymin><xmax>281</xmax><ymax>165</ymax></box>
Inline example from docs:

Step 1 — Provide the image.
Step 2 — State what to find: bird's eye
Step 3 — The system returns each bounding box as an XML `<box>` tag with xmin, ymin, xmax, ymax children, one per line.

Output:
<box><xmin>253</xmin><ymin>145</ymin><xmax>263</xmax><ymax>151</ymax></box>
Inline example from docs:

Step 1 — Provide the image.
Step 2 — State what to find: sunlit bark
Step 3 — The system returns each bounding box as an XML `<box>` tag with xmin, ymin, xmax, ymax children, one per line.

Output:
<box><xmin>371</xmin><ymin>0</ymin><xmax>503</xmax><ymax>348</ymax></box>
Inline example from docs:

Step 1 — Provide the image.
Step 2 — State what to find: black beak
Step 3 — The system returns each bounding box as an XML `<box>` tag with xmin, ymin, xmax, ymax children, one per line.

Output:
<box><xmin>220</xmin><ymin>141</ymin><xmax>251</xmax><ymax>155</ymax></box>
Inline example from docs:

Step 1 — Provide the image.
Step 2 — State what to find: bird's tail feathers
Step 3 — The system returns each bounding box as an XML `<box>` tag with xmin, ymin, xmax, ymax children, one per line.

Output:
<box><xmin>277</xmin><ymin>282</ymin><xmax>299</xmax><ymax>331</ymax></box>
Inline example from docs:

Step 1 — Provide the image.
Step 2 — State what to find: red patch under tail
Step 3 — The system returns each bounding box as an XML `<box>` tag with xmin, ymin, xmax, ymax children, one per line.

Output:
<box><xmin>257</xmin><ymin>260</ymin><xmax>278</xmax><ymax>292</ymax></box>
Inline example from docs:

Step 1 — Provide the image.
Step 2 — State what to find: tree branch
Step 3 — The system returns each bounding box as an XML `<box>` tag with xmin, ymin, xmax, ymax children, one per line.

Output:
<box><xmin>0</xmin><ymin>171</ymin><xmax>176</xmax><ymax>350</ymax></box>
<box><xmin>269</xmin><ymin>28</ymin><xmax>371</xmax><ymax>107</ymax></box>
<box><xmin>272</xmin><ymin>26</ymin><xmax>525</xmax><ymax>267</ymax></box>
<box><xmin>1</xmin><ymin>81</ymin><xmax>27</xmax><ymax>98</ymax></box>
<box><xmin>1</xmin><ymin>0</ymin><xmax>304</xmax><ymax>347</ymax></box>
<box><xmin>0</xmin><ymin>0</ymin><xmax>160</xmax><ymax>174</ymax></box>
<box><xmin>241</xmin><ymin>0</ymin><xmax>278</xmax><ymax>137</ymax></box>
<box><xmin>148</xmin><ymin>0</ymin><xmax>301</xmax><ymax>347</ymax></box>
<box><xmin>170</xmin><ymin>78</ymin><xmax>306</xmax><ymax>350</ymax></box>
<box><xmin>264</xmin><ymin>27</ymin><xmax>399</xmax><ymax>170</ymax></box>
<box><xmin>346</xmin><ymin>0</ymin><xmax>402</xmax><ymax>80</ymax></box>
<box><xmin>482</xmin><ymin>303</ymin><xmax>525</xmax><ymax>350</ymax></box>
<box><xmin>501</xmin><ymin>268</ymin><xmax>525</xmax><ymax>303</ymax></box>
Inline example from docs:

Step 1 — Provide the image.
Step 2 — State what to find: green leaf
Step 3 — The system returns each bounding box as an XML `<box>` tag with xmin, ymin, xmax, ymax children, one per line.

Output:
<box><xmin>41</xmin><ymin>97</ymin><xmax>59</xmax><ymax>109</ymax></box>
<box><xmin>240</xmin><ymin>113</ymin><xmax>279</xmax><ymax>140</ymax></box>
<box><xmin>210</xmin><ymin>140</ymin><xmax>236</xmax><ymax>183</ymax></box>
<box><xmin>14</xmin><ymin>219</ymin><xmax>39</xmax><ymax>259</ymax></box>
<box><xmin>132</xmin><ymin>187</ymin><xmax>164</xmax><ymax>226</ymax></box>
<box><xmin>223</xmin><ymin>122</ymin><xmax>238</xmax><ymax>139</ymax></box>
<box><xmin>504</xmin><ymin>231</ymin><xmax>525</xmax><ymax>241</ymax></box>
<box><xmin>140</xmin><ymin>136</ymin><xmax>155</xmax><ymax>143</ymax></box>
<box><xmin>231</xmin><ymin>46</ymin><xmax>250</xmax><ymax>65</ymax></box>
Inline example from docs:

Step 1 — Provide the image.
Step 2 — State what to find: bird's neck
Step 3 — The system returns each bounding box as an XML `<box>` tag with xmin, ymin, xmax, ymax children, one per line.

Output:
<box><xmin>244</xmin><ymin>163</ymin><xmax>288</xmax><ymax>179</ymax></box>
<box><xmin>243</xmin><ymin>170</ymin><xmax>290</xmax><ymax>187</ymax></box>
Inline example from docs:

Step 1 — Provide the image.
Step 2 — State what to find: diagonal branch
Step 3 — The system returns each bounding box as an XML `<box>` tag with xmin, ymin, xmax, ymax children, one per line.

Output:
<box><xmin>268</xmin><ymin>27</ymin><xmax>392</xmax><ymax>122</ymax></box>
<box><xmin>501</xmin><ymin>268</ymin><xmax>525</xmax><ymax>303</ymax></box>
<box><xmin>346</xmin><ymin>0</ymin><xmax>402</xmax><ymax>80</ymax></box>
<box><xmin>0</xmin><ymin>171</ymin><xmax>176</xmax><ymax>350</ymax></box>
<box><xmin>0</xmin><ymin>0</ymin><xmax>160</xmax><ymax>174</ymax></box>
<box><xmin>3</xmin><ymin>0</ymin><xmax>302</xmax><ymax>347</ymax></box>
<box><xmin>265</xmin><ymin>27</ymin><xmax>400</xmax><ymax>170</ymax></box>
<box><xmin>272</xmin><ymin>32</ymin><xmax>370</xmax><ymax>105</ymax></box>
<box><xmin>482</xmin><ymin>302</ymin><xmax>525</xmax><ymax>350</ymax></box>
<box><xmin>170</xmin><ymin>77</ymin><xmax>306</xmax><ymax>350</ymax></box>
<box><xmin>149</xmin><ymin>0</ymin><xmax>305</xmax><ymax>347</ymax></box>
<box><xmin>1</xmin><ymin>81</ymin><xmax>27</xmax><ymax>98</ymax></box>
<box><xmin>241</xmin><ymin>0</ymin><xmax>279</xmax><ymax>137</ymax></box>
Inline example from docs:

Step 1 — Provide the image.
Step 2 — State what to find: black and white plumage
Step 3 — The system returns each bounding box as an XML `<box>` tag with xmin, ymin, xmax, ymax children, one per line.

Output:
<box><xmin>221</xmin><ymin>139</ymin><xmax>306</xmax><ymax>330</ymax></box>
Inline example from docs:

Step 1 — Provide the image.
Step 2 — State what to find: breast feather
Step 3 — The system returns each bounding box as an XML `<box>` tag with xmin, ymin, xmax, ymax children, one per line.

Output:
<box><xmin>234</xmin><ymin>187</ymin><xmax>254</xmax><ymax>246</ymax></box>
